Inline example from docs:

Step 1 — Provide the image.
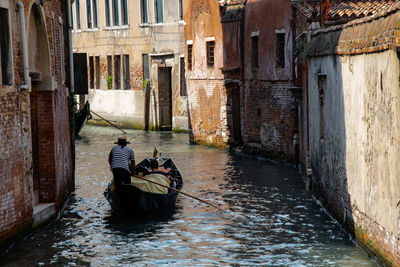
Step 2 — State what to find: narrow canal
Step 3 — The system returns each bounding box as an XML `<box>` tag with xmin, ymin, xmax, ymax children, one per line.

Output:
<box><xmin>1</xmin><ymin>125</ymin><xmax>376</xmax><ymax>266</ymax></box>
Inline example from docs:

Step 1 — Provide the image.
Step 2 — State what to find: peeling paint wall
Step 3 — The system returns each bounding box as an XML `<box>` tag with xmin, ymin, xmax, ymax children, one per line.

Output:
<box><xmin>308</xmin><ymin>9</ymin><xmax>400</xmax><ymax>264</ymax></box>
<box><xmin>184</xmin><ymin>0</ymin><xmax>229</xmax><ymax>147</ymax></box>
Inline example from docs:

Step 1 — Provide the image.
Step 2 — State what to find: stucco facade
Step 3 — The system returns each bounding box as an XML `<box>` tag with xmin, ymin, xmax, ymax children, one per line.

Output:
<box><xmin>0</xmin><ymin>0</ymin><xmax>73</xmax><ymax>252</ymax></box>
<box><xmin>72</xmin><ymin>0</ymin><xmax>188</xmax><ymax>131</ymax></box>
<box><xmin>308</xmin><ymin>6</ymin><xmax>400</xmax><ymax>265</ymax></box>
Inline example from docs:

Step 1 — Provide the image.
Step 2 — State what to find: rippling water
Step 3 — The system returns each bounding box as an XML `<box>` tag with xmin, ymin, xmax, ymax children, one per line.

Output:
<box><xmin>1</xmin><ymin>125</ymin><xmax>376</xmax><ymax>266</ymax></box>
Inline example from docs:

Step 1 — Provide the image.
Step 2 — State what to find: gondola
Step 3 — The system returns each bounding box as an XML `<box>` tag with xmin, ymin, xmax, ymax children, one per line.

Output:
<box><xmin>104</xmin><ymin>157</ymin><xmax>183</xmax><ymax>216</ymax></box>
<box><xmin>75</xmin><ymin>101</ymin><xmax>90</xmax><ymax>136</ymax></box>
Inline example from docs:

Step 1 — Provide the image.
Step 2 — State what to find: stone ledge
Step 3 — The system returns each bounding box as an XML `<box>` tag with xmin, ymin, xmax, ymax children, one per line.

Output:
<box><xmin>33</xmin><ymin>203</ymin><xmax>56</xmax><ymax>229</ymax></box>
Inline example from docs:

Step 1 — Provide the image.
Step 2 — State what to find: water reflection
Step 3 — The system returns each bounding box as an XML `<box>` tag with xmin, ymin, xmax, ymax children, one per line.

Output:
<box><xmin>0</xmin><ymin>125</ymin><xmax>376</xmax><ymax>266</ymax></box>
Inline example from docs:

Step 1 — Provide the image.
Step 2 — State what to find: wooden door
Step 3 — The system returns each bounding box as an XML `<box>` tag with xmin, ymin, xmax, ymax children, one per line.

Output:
<box><xmin>158</xmin><ymin>67</ymin><xmax>172</xmax><ymax>130</ymax></box>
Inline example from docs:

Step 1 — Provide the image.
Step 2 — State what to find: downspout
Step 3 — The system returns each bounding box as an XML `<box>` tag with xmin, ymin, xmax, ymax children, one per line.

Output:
<box><xmin>66</xmin><ymin>0</ymin><xmax>74</xmax><ymax>94</ymax></box>
<box><xmin>17</xmin><ymin>1</ymin><xmax>30</xmax><ymax>91</ymax></box>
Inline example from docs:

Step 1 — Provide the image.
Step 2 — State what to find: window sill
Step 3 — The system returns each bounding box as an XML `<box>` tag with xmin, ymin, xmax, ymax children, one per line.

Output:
<box><xmin>139</xmin><ymin>23</ymin><xmax>150</xmax><ymax>28</ymax></box>
<box><xmin>103</xmin><ymin>25</ymin><xmax>130</xmax><ymax>31</ymax></box>
<box><xmin>83</xmin><ymin>28</ymin><xmax>100</xmax><ymax>32</ymax></box>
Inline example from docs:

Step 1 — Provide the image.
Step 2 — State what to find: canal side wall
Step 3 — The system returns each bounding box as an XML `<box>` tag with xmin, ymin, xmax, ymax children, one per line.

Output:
<box><xmin>240</xmin><ymin>0</ymin><xmax>299</xmax><ymax>164</ymax></box>
<box><xmin>184</xmin><ymin>0</ymin><xmax>231</xmax><ymax>148</ymax></box>
<box><xmin>307</xmin><ymin>6</ymin><xmax>400</xmax><ymax>265</ymax></box>
<box><xmin>0</xmin><ymin>0</ymin><xmax>73</xmax><ymax>253</ymax></box>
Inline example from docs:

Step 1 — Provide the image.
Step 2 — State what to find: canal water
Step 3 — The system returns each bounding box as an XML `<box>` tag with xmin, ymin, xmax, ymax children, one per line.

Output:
<box><xmin>1</xmin><ymin>125</ymin><xmax>376</xmax><ymax>266</ymax></box>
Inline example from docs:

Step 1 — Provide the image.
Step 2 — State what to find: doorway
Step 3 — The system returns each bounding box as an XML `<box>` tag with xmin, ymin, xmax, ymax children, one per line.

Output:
<box><xmin>28</xmin><ymin>4</ymin><xmax>52</xmax><ymax>205</ymax></box>
<box><xmin>158</xmin><ymin>67</ymin><xmax>172</xmax><ymax>130</ymax></box>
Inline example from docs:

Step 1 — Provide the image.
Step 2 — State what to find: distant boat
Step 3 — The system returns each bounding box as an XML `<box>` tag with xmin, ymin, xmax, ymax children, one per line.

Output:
<box><xmin>104</xmin><ymin>157</ymin><xmax>184</xmax><ymax>216</ymax></box>
<box><xmin>75</xmin><ymin>101</ymin><xmax>90</xmax><ymax>136</ymax></box>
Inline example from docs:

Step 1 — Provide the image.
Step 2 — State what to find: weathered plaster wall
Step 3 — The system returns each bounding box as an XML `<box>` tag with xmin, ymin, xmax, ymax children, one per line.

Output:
<box><xmin>88</xmin><ymin>89</ymin><xmax>146</xmax><ymax>129</ymax></box>
<box><xmin>72</xmin><ymin>0</ymin><xmax>188</xmax><ymax>131</ymax></box>
<box><xmin>184</xmin><ymin>0</ymin><xmax>230</xmax><ymax>147</ymax></box>
<box><xmin>308</xmin><ymin>9</ymin><xmax>400</xmax><ymax>262</ymax></box>
<box><xmin>309</xmin><ymin>48</ymin><xmax>400</xmax><ymax>266</ymax></box>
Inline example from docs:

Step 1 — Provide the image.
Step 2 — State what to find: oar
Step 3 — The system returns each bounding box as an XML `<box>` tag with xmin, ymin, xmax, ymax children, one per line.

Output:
<box><xmin>77</xmin><ymin>102</ymin><xmax>127</xmax><ymax>134</ymax></box>
<box><xmin>131</xmin><ymin>174</ymin><xmax>224</xmax><ymax>211</ymax></box>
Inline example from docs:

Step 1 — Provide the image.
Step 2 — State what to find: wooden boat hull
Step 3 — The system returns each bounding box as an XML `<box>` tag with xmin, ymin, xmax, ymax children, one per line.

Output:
<box><xmin>105</xmin><ymin>185</ymin><xmax>179</xmax><ymax>216</ymax></box>
<box><xmin>75</xmin><ymin>101</ymin><xmax>90</xmax><ymax>136</ymax></box>
<box><xmin>104</xmin><ymin>158</ymin><xmax>183</xmax><ymax>216</ymax></box>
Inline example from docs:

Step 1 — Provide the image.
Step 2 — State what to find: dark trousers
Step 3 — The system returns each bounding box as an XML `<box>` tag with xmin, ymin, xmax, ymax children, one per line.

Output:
<box><xmin>112</xmin><ymin>168</ymin><xmax>131</xmax><ymax>187</ymax></box>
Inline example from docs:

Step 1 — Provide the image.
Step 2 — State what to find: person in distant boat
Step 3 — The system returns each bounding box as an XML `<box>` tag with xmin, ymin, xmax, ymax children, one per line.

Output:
<box><xmin>109</xmin><ymin>137</ymin><xmax>135</xmax><ymax>187</ymax></box>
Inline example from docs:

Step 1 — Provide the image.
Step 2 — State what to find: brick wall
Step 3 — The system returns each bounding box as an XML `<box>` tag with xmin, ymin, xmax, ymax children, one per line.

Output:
<box><xmin>186</xmin><ymin>78</ymin><xmax>229</xmax><ymax>147</ymax></box>
<box><xmin>242</xmin><ymin>80</ymin><xmax>299</xmax><ymax>162</ymax></box>
<box><xmin>0</xmin><ymin>0</ymin><xmax>73</xmax><ymax>251</ymax></box>
<box><xmin>0</xmin><ymin>92</ymin><xmax>33</xmax><ymax>250</ymax></box>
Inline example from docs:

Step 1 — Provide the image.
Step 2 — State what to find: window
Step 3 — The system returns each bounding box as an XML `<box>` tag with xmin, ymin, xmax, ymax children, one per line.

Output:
<box><xmin>112</xmin><ymin>0</ymin><xmax>119</xmax><ymax>26</ymax></box>
<box><xmin>155</xmin><ymin>0</ymin><xmax>163</xmax><ymax>23</ymax></box>
<box><xmin>251</xmin><ymin>36</ymin><xmax>259</xmax><ymax>69</ymax></box>
<box><xmin>276</xmin><ymin>32</ymin><xmax>285</xmax><ymax>69</ymax></box>
<box><xmin>179</xmin><ymin>0</ymin><xmax>183</xmax><ymax>21</ymax></box>
<box><xmin>318</xmin><ymin>73</ymin><xmax>327</xmax><ymax>140</ymax></box>
<box><xmin>70</xmin><ymin>4</ymin><xmax>74</xmax><ymax>29</ymax></box>
<box><xmin>123</xmin><ymin>55</ymin><xmax>130</xmax><ymax>89</ymax></box>
<box><xmin>76</xmin><ymin>0</ymin><xmax>81</xmax><ymax>29</ymax></box>
<box><xmin>86</xmin><ymin>0</ymin><xmax>92</xmax><ymax>28</ymax></box>
<box><xmin>187</xmin><ymin>44</ymin><xmax>192</xmax><ymax>70</ymax></box>
<box><xmin>105</xmin><ymin>0</ymin><xmax>110</xmax><ymax>26</ymax></box>
<box><xmin>142</xmin><ymin>54</ymin><xmax>149</xmax><ymax>81</ymax></box>
<box><xmin>121</xmin><ymin>0</ymin><xmax>128</xmax><ymax>25</ymax></box>
<box><xmin>141</xmin><ymin>0</ymin><xmax>148</xmax><ymax>23</ymax></box>
<box><xmin>89</xmin><ymin>56</ymin><xmax>94</xmax><ymax>88</ymax></box>
<box><xmin>95</xmin><ymin>56</ymin><xmax>100</xmax><ymax>89</ymax></box>
<box><xmin>107</xmin><ymin>55</ymin><xmax>112</xmax><ymax>89</ymax></box>
<box><xmin>0</xmin><ymin>7</ymin><xmax>12</xmax><ymax>85</ymax></box>
<box><xmin>114</xmin><ymin>55</ymin><xmax>121</xmax><ymax>89</ymax></box>
<box><xmin>180</xmin><ymin>57</ymin><xmax>186</xmax><ymax>96</ymax></box>
<box><xmin>92</xmin><ymin>0</ymin><xmax>98</xmax><ymax>28</ymax></box>
<box><xmin>206</xmin><ymin>41</ymin><xmax>215</xmax><ymax>67</ymax></box>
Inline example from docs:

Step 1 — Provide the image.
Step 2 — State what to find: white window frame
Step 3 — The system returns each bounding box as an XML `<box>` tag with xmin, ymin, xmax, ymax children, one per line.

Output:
<box><xmin>104</xmin><ymin>0</ymin><xmax>129</xmax><ymax>29</ymax></box>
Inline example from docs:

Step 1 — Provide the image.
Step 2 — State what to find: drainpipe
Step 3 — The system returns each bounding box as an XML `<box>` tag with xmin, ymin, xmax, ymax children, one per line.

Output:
<box><xmin>66</xmin><ymin>0</ymin><xmax>74</xmax><ymax>94</ymax></box>
<box><xmin>17</xmin><ymin>1</ymin><xmax>30</xmax><ymax>91</ymax></box>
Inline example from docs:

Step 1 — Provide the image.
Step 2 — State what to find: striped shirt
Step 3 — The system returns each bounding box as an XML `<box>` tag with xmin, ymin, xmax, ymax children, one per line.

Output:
<box><xmin>110</xmin><ymin>145</ymin><xmax>135</xmax><ymax>172</ymax></box>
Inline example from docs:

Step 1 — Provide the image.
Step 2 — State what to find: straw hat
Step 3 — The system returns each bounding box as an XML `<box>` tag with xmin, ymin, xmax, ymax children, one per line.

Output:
<box><xmin>114</xmin><ymin>137</ymin><xmax>131</xmax><ymax>145</ymax></box>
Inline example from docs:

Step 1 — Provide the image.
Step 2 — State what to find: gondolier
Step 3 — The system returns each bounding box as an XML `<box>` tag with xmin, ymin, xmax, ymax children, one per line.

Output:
<box><xmin>108</xmin><ymin>137</ymin><xmax>135</xmax><ymax>188</ymax></box>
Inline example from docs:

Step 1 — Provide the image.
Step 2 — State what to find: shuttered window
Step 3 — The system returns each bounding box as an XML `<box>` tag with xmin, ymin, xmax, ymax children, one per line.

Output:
<box><xmin>206</xmin><ymin>41</ymin><xmax>215</xmax><ymax>67</ymax></box>
<box><xmin>141</xmin><ymin>0</ymin><xmax>148</xmax><ymax>23</ymax></box>
<box><xmin>155</xmin><ymin>0</ymin><xmax>163</xmax><ymax>23</ymax></box>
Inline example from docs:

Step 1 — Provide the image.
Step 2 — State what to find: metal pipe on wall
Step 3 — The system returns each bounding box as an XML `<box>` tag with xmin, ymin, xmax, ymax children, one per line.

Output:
<box><xmin>17</xmin><ymin>1</ymin><xmax>30</xmax><ymax>91</ymax></box>
<box><xmin>66</xmin><ymin>0</ymin><xmax>75</xmax><ymax>94</ymax></box>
